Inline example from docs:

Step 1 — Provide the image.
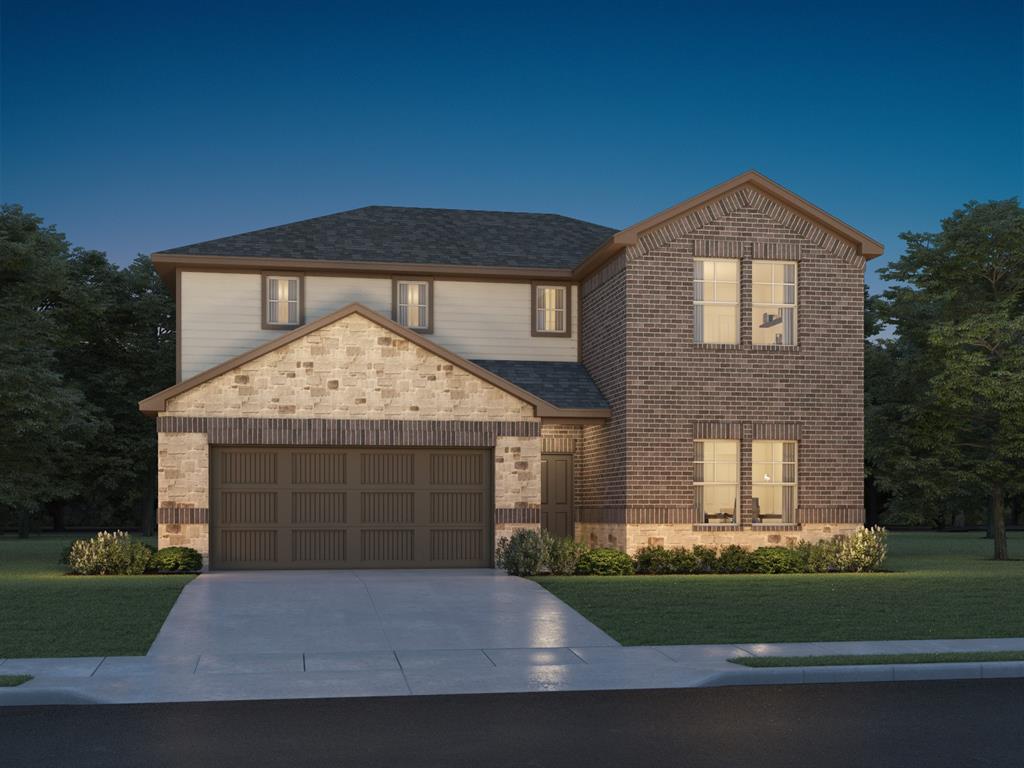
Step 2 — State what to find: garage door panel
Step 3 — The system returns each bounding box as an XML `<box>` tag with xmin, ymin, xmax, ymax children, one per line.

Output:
<box><xmin>430</xmin><ymin>453</ymin><xmax>485</xmax><ymax>486</ymax></box>
<box><xmin>430</xmin><ymin>492</ymin><xmax>485</xmax><ymax>524</ymax></box>
<box><xmin>291</xmin><ymin>451</ymin><xmax>347</xmax><ymax>485</ymax></box>
<box><xmin>360</xmin><ymin>491</ymin><xmax>415</xmax><ymax>524</ymax></box>
<box><xmin>292</xmin><ymin>529</ymin><xmax>346</xmax><ymax>564</ymax></box>
<box><xmin>361</xmin><ymin>529</ymin><xmax>415</xmax><ymax>563</ymax></box>
<box><xmin>360</xmin><ymin>452</ymin><xmax>415</xmax><ymax>485</ymax></box>
<box><xmin>220</xmin><ymin>529</ymin><xmax>278</xmax><ymax>565</ymax></box>
<box><xmin>221</xmin><ymin>451</ymin><xmax>278</xmax><ymax>485</ymax></box>
<box><xmin>219</xmin><ymin>492</ymin><xmax>278</xmax><ymax>524</ymax></box>
<box><xmin>291</xmin><ymin>492</ymin><xmax>346</xmax><ymax>524</ymax></box>
<box><xmin>211</xmin><ymin>447</ymin><xmax>492</xmax><ymax>569</ymax></box>
<box><xmin>430</xmin><ymin>529</ymin><xmax>485</xmax><ymax>562</ymax></box>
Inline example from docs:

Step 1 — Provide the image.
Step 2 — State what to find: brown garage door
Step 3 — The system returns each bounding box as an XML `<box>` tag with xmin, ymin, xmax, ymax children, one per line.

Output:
<box><xmin>210</xmin><ymin>447</ymin><xmax>492</xmax><ymax>570</ymax></box>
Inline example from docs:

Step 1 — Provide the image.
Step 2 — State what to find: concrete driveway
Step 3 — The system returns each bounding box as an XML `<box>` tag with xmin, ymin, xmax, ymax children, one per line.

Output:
<box><xmin>148</xmin><ymin>569</ymin><xmax>618</xmax><ymax>657</ymax></box>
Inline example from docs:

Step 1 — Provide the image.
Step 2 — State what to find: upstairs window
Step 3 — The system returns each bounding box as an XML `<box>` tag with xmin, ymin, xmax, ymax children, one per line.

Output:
<box><xmin>394</xmin><ymin>279</ymin><xmax>431</xmax><ymax>331</ymax></box>
<box><xmin>752</xmin><ymin>261</ymin><xmax>797</xmax><ymax>346</ymax></box>
<box><xmin>694</xmin><ymin>440</ymin><xmax>738</xmax><ymax>524</ymax></box>
<box><xmin>752</xmin><ymin>441</ymin><xmax>798</xmax><ymax>523</ymax></box>
<box><xmin>694</xmin><ymin>259</ymin><xmax>738</xmax><ymax>344</ymax></box>
<box><xmin>264</xmin><ymin>275</ymin><xmax>301</xmax><ymax>328</ymax></box>
<box><xmin>533</xmin><ymin>285</ymin><xmax>569</xmax><ymax>336</ymax></box>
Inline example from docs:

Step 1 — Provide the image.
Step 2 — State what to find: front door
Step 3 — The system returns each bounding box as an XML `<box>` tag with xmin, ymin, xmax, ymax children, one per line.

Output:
<box><xmin>541</xmin><ymin>453</ymin><xmax>573</xmax><ymax>539</ymax></box>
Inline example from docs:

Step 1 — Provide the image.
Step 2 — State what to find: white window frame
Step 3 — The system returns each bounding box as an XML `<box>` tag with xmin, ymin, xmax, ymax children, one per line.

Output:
<box><xmin>264</xmin><ymin>275</ymin><xmax>301</xmax><ymax>328</ymax></box>
<box><xmin>752</xmin><ymin>261</ymin><xmax>797</xmax><ymax>346</ymax></box>
<box><xmin>694</xmin><ymin>439</ymin><xmax>739</xmax><ymax>524</ymax></box>
<box><xmin>534</xmin><ymin>285</ymin><xmax>568</xmax><ymax>335</ymax></box>
<box><xmin>395</xmin><ymin>279</ymin><xmax>431</xmax><ymax>331</ymax></box>
<box><xmin>694</xmin><ymin>258</ymin><xmax>739</xmax><ymax>344</ymax></box>
<box><xmin>752</xmin><ymin>441</ymin><xmax>798</xmax><ymax>523</ymax></box>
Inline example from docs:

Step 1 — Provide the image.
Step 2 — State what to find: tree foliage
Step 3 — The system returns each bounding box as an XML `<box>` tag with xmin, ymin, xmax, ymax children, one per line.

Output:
<box><xmin>0</xmin><ymin>205</ymin><xmax>174</xmax><ymax>533</ymax></box>
<box><xmin>866</xmin><ymin>199</ymin><xmax>1024</xmax><ymax>558</ymax></box>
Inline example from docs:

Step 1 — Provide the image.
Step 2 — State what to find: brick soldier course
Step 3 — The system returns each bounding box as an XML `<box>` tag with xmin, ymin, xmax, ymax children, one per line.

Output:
<box><xmin>142</xmin><ymin>171</ymin><xmax>883</xmax><ymax>566</ymax></box>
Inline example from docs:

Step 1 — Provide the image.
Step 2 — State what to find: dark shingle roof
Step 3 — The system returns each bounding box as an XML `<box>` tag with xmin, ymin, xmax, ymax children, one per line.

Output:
<box><xmin>161</xmin><ymin>206</ymin><xmax>616</xmax><ymax>270</ymax></box>
<box><xmin>470</xmin><ymin>360</ymin><xmax>608</xmax><ymax>410</ymax></box>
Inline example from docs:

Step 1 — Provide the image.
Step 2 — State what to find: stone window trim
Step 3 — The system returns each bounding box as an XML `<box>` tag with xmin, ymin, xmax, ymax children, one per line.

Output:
<box><xmin>531</xmin><ymin>282</ymin><xmax>572</xmax><ymax>337</ymax></box>
<box><xmin>261</xmin><ymin>272</ymin><xmax>305</xmax><ymax>330</ymax></box>
<box><xmin>391</xmin><ymin>276</ymin><xmax>434</xmax><ymax>334</ymax></box>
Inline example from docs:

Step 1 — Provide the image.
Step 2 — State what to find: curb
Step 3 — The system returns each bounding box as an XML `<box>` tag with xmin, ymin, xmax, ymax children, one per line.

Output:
<box><xmin>701</xmin><ymin>660</ymin><xmax>1024</xmax><ymax>687</ymax></box>
<box><xmin>0</xmin><ymin>687</ymin><xmax>108</xmax><ymax>707</ymax></box>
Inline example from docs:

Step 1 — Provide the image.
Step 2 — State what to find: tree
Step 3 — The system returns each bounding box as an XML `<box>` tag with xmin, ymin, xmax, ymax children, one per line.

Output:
<box><xmin>0</xmin><ymin>205</ymin><xmax>175</xmax><ymax>534</ymax></box>
<box><xmin>0</xmin><ymin>206</ymin><xmax>99</xmax><ymax>535</ymax></box>
<box><xmin>869</xmin><ymin>199</ymin><xmax>1024</xmax><ymax>559</ymax></box>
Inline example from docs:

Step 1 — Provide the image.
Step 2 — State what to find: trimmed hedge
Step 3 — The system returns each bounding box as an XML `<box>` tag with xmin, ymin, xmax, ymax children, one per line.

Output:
<box><xmin>151</xmin><ymin>546</ymin><xmax>203</xmax><ymax>572</ymax></box>
<box><xmin>631</xmin><ymin>527</ymin><xmax>887</xmax><ymax>575</ymax></box>
<box><xmin>497</xmin><ymin>527</ymin><xmax>887</xmax><ymax>577</ymax></box>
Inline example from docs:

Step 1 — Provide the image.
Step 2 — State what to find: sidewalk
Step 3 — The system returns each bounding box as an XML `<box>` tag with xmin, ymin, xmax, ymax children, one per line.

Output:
<box><xmin>3</xmin><ymin>637</ymin><xmax>1023</xmax><ymax>706</ymax></box>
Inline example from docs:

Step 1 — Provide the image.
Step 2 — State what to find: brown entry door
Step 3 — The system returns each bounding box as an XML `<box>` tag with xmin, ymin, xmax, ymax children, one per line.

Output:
<box><xmin>541</xmin><ymin>454</ymin><xmax>573</xmax><ymax>539</ymax></box>
<box><xmin>209</xmin><ymin>447</ymin><xmax>492</xmax><ymax>570</ymax></box>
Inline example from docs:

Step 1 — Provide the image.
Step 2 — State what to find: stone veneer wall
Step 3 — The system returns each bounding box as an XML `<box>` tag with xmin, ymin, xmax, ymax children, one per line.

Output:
<box><xmin>156</xmin><ymin>312</ymin><xmax>542</xmax><ymax>560</ymax></box>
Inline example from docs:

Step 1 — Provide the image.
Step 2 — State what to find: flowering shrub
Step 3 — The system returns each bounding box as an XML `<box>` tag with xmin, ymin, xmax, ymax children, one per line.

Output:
<box><xmin>66</xmin><ymin>531</ymin><xmax>153</xmax><ymax>575</ymax></box>
<box><xmin>836</xmin><ymin>526</ymin><xmax>888</xmax><ymax>572</ymax></box>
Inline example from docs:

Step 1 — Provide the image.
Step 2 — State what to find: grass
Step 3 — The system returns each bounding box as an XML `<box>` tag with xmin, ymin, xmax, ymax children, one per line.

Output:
<box><xmin>0</xmin><ymin>535</ymin><xmax>194</xmax><ymax>658</ymax></box>
<box><xmin>0</xmin><ymin>675</ymin><xmax>33</xmax><ymax>686</ymax></box>
<box><xmin>534</xmin><ymin>532</ymin><xmax>1024</xmax><ymax>646</ymax></box>
<box><xmin>731</xmin><ymin>651</ymin><xmax>1024</xmax><ymax>668</ymax></box>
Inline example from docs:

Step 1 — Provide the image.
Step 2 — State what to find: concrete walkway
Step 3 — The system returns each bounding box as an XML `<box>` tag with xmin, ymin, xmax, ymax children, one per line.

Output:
<box><xmin>3</xmin><ymin>637</ymin><xmax>1024</xmax><ymax>706</ymax></box>
<box><xmin>149</xmin><ymin>569</ymin><xmax>618</xmax><ymax>655</ymax></box>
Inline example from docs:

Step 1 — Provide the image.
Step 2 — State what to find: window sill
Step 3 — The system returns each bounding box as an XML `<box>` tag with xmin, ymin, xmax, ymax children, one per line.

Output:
<box><xmin>693</xmin><ymin>343</ymin><xmax>741</xmax><ymax>351</ymax></box>
<box><xmin>750</xmin><ymin>523</ymin><xmax>801</xmax><ymax>531</ymax></box>
<box><xmin>749</xmin><ymin>345</ymin><xmax>800</xmax><ymax>352</ymax></box>
<box><xmin>692</xmin><ymin>523</ymin><xmax>740</xmax><ymax>531</ymax></box>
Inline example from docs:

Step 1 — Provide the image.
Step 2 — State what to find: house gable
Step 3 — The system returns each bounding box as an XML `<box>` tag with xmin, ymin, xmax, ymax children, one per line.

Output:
<box><xmin>141</xmin><ymin>304</ymin><xmax>555</xmax><ymax>419</ymax></box>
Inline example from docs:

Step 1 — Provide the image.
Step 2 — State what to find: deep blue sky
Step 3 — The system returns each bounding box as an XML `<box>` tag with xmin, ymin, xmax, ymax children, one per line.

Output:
<box><xmin>3</xmin><ymin>1</ymin><xmax>1021</xmax><ymax>291</ymax></box>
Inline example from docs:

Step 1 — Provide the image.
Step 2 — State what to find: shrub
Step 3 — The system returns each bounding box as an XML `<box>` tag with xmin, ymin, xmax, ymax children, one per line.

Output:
<box><xmin>717</xmin><ymin>544</ymin><xmax>753</xmax><ymax>573</ymax></box>
<box><xmin>545</xmin><ymin>534</ymin><xmax>586</xmax><ymax>576</ymax></box>
<box><xmin>633</xmin><ymin>545</ymin><xmax>677</xmax><ymax>575</ymax></box>
<box><xmin>496</xmin><ymin>529</ymin><xmax>546</xmax><ymax>576</ymax></box>
<box><xmin>836</xmin><ymin>526</ymin><xmax>888</xmax><ymax>572</ymax></box>
<box><xmin>575</xmin><ymin>547</ymin><xmax>634</xmax><ymax>576</ymax></box>
<box><xmin>65</xmin><ymin>531</ymin><xmax>152</xmax><ymax>575</ymax></box>
<box><xmin>151</xmin><ymin>546</ymin><xmax>203</xmax><ymax>572</ymax></box>
<box><xmin>749</xmin><ymin>546</ymin><xmax>806</xmax><ymax>574</ymax></box>
<box><xmin>669</xmin><ymin>546</ymin><xmax>699</xmax><ymax>574</ymax></box>
<box><xmin>690</xmin><ymin>545</ymin><xmax>719</xmax><ymax>573</ymax></box>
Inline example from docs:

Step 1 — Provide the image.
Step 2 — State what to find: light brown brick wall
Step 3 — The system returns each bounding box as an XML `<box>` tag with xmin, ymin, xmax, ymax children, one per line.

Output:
<box><xmin>156</xmin><ymin>312</ymin><xmax>541</xmax><ymax>564</ymax></box>
<box><xmin>579</xmin><ymin>183</ymin><xmax>865</xmax><ymax>549</ymax></box>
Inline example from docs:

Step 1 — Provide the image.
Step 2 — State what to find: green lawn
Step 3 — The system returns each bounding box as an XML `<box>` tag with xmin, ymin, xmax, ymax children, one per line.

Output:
<box><xmin>0</xmin><ymin>675</ymin><xmax>33</xmax><ymax>686</ymax></box>
<box><xmin>0</xmin><ymin>535</ymin><xmax>194</xmax><ymax>658</ymax></box>
<box><xmin>731</xmin><ymin>651</ymin><xmax>1024</xmax><ymax>668</ymax></box>
<box><xmin>534</xmin><ymin>532</ymin><xmax>1024</xmax><ymax>646</ymax></box>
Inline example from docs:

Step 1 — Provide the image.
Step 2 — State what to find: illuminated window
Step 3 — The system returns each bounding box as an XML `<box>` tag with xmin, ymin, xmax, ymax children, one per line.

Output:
<box><xmin>752</xmin><ymin>261</ymin><xmax>797</xmax><ymax>346</ymax></box>
<box><xmin>694</xmin><ymin>440</ymin><xmax>738</xmax><ymax>523</ymax></box>
<box><xmin>535</xmin><ymin>285</ymin><xmax>568</xmax><ymax>334</ymax></box>
<box><xmin>752</xmin><ymin>441</ymin><xmax>798</xmax><ymax>523</ymax></box>
<box><xmin>395</xmin><ymin>280</ymin><xmax>431</xmax><ymax>331</ymax></box>
<box><xmin>265</xmin><ymin>276</ymin><xmax>300</xmax><ymax>327</ymax></box>
<box><xmin>694</xmin><ymin>259</ymin><xmax>738</xmax><ymax>344</ymax></box>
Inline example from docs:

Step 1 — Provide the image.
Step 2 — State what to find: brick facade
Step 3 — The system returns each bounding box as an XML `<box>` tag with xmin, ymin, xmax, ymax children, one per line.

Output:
<box><xmin>578</xmin><ymin>182</ymin><xmax>864</xmax><ymax>551</ymax></box>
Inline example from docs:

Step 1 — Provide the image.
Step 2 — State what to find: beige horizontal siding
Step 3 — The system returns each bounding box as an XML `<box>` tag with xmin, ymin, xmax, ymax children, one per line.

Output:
<box><xmin>180</xmin><ymin>273</ymin><xmax>578</xmax><ymax>379</ymax></box>
<box><xmin>432</xmin><ymin>281</ymin><xmax>577</xmax><ymax>361</ymax></box>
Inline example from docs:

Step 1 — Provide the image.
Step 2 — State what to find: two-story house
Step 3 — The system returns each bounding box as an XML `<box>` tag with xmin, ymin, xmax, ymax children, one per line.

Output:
<box><xmin>140</xmin><ymin>171</ymin><xmax>883</xmax><ymax>569</ymax></box>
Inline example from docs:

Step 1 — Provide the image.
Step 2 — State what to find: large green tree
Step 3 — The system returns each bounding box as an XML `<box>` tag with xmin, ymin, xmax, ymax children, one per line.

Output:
<box><xmin>0</xmin><ymin>205</ymin><xmax>174</xmax><ymax>534</ymax></box>
<box><xmin>867</xmin><ymin>199</ymin><xmax>1024</xmax><ymax>559</ymax></box>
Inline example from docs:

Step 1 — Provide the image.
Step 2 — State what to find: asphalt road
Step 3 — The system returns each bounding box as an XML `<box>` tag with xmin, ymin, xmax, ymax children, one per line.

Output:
<box><xmin>2</xmin><ymin>679</ymin><xmax>1022</xmax><ymax>768</ymax></box>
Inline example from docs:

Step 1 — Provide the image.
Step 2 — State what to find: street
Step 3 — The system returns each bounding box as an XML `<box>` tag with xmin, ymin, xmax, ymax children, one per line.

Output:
<box><xmin>2</xmin><ymin>679</ymin><xmax>1021</xmax><ymax>767</ymax></box>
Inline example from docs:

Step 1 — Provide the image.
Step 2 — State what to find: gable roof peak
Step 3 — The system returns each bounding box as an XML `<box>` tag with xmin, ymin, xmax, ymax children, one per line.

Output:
<box><xmin>574</xmin><ymin>170</ymin><xmax>884</xmax><ymax>278</ymax></box>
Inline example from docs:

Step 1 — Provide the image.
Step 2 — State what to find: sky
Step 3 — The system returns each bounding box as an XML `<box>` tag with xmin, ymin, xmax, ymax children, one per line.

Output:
<box><xmin>2</xmin><ymin>0</ymin><xmax>1021</xmax><ymax>293</ymax></box>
